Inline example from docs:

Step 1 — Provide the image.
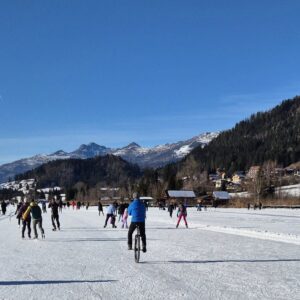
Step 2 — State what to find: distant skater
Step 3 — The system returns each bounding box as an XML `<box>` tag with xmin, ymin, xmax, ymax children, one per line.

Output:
<box><xmin>122</xmin><ymin>208</ymin><xmax>128</xmax><ymax>228</ymax></box>
<box><xmin>15</xmin><ymin>200</ymin><xmax>24</xmax><ymax>227</ymax></box>
<box><xmin>176</xmin><ymin>204</ymin><xmax>188</xmax><ymax>228</ymax></box>
<box><xmin>42</xmin><ymin>201</ymin><xmax>47</xmax><ymax>213</ymax></box>
<box><xmin>98</xmin><ymin>200</ymin><xmax>104</xmax><ymax>216</ymax></box>
<box><xmin>118</xmin><ymin>203</ymin><xmax>126</xmax><ymax>222</ymax></box>
<box><xmin>197</xmin><ymin>203</ymin><xmax>202</xmax><ymax>211</ymax></box>
<box><xmin>48</xmin><ymin>199</ymin><xmax>60</xmax><ymax>231</ymax></box>
<box><xmin>1</xmin><ymin>200</ymin><xmax>7</xmax><ymax>215</ymax></box>
<box><xmin>104</xmin><ymin>203</ymin><xmax>117</xmax><ymax>228</ymax></box>
<box><xmin>168</xmin><ymin>204</ymin><xmax>174</xmax><ymax>218</ymax></box>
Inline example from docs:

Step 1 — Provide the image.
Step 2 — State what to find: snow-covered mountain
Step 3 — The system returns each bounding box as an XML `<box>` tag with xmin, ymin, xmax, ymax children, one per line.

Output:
<box><xmin>0</xmin><ymin>132</ymin><xmax>218</xmax><ymax>183</ymax></box>
<box><xmin>113</xmin><ymin>132</ymin><xmax>219</xmax><ymax>167</ymax></box>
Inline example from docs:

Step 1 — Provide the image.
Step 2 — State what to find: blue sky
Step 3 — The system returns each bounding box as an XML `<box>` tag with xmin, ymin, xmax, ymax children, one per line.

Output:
<box><xmin>0</xmin><ymin>1</ymin><xmax>300</xmax><ymax>164</ymax></box>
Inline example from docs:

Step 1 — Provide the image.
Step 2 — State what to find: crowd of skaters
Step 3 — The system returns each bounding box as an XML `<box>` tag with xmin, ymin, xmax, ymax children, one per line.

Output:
<box><xmin>12</xmin><ymin>197</ymin><xmax>63</xmax><ymax>239</ymax></box>
<box><xmin>3</xmin><ymin>193</ymin><xmax>196</xmax><ymax>255</ymax></box>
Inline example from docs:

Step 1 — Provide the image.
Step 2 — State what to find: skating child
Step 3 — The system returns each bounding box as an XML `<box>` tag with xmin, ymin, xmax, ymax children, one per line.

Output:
<box><xmin>122</xmin><ymin>208</ymin><xmax>128</xmax><ymax>228</ymax></box>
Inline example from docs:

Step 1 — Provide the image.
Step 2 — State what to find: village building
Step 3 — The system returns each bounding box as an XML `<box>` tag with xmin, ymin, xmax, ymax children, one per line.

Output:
<box><xmin>215</xmin><ymin>179</ymin><xmax>226</xmax><ymax>189</ymax></box>
<box><xmin>232</xmin><ymin>172</ymin><xmax>246</xmax><ymax>184</ymax></box>
<box><xmin>212</xmin><ymin>191</ymin><xmax>230</xmax><ymax>206</ymax></box>
<box><xmin>166</xmin><ymin>190</ymin><xmax>196</xmax><ymax>206</ymax></box>
<box><xmin>209</xmin><ymin>173</ymin><xmax>220</xmax><ymax>181</ymax></box>
<box><xmin>247</xmin><ymin>166</ymin><xmax>260</xmax><ymax>179</ymax></box>
<box><xmin>140</xmin><ymin>196</ymin><xmax>155</xmax><ymax>206</ymax></box>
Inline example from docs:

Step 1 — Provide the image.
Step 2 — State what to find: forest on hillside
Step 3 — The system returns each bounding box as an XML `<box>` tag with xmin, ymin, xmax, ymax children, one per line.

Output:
<box><xmin>179</xmin><ymin>96</ymin><xmax>300</xmax><ymax>175</ymax></box>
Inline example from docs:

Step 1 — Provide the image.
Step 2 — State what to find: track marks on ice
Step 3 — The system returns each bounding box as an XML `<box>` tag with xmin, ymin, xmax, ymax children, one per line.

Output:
<box><xmin>195</xmin><ymin>224</ymin><xmax>300</xmax><ymax>245</ymax></box>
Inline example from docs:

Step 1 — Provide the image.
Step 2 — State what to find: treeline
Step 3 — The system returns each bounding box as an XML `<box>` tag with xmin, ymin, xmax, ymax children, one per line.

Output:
<box><xmin>15</xmin><ymin>155</ymin><xmax>141</xmax><ymax>189</ymax></box>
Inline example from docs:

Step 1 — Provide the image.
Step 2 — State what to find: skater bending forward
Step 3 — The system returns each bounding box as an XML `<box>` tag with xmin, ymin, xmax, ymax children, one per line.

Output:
<box><xmin>176</xmin><ymin>204</ymin><xmax>188</xmax><ymax>228</ymax></box>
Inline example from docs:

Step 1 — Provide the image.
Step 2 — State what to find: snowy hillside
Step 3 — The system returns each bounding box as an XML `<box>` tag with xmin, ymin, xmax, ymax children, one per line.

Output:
<box><xmin>0</xmin><ymin>178</ymin><xmax>36</xmax><ymax>194</ymax></box>
<box><xmin>0</xmin><ymin>207</ymin><xmax>299</xmax><ymax>299</ymax></box>
<box><xmin>0</xmin><ymin>132</ymin><xmax>218</xmax><ymax>182</ymax></box>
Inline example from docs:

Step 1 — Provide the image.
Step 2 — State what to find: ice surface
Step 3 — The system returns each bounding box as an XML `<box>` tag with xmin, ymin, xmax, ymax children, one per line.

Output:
<box><xmin>0</xmin><ymin>207</ymin><xmax>299</xmax><ymax>299</ymax></box>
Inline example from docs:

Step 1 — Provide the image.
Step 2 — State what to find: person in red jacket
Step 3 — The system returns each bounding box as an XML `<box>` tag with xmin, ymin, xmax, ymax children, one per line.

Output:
<box><xmin>176</xmin><ymin>204</ymin><xmax>188</xmax><ymax>228</ymax></box>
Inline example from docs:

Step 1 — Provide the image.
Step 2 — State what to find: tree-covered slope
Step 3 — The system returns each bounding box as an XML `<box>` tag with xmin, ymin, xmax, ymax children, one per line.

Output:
<box><xmin>180</xmin><ymin>96</ymin><xmax>300</xmax><ymax>174</ymax></box>
<box><xmin>15</xmin><ymin>154</ymin><xmax>141</xmax><ymax>188</ymax></box>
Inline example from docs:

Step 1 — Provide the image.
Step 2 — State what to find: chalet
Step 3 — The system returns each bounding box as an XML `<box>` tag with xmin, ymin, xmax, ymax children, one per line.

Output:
<box><xmin>166</xmin><ymin>190</ymin><xmax>196</xmax><ymax>206</ymax></box>
<box><xmin>285</xmin><ymin>168</ymin><xmax>295</xmax><ymax>176</ymax></box>
<box><xmin>140</xmin><ymin>196</ymin><xmax>154</xmax><ymax>206</ymax></box>
<box><xmin>212</xmin><ymin>191</ymin><xmax>230</xmax><ymax>206</ymax></box>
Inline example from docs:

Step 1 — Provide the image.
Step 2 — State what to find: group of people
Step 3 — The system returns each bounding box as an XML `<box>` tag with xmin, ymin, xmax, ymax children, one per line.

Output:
<box><xmin>247</xmin><ymin>202</ymin><xmax>263</xmax><ymax>210</ymax></box>
<box><xmin>67</xmin><ymin>200</ymin><xmax>91</xmax><ymax>210</ymax></box>
<box><xmin>14</xmin><ymin>198</ymin><xmax>62</xmax><ymax>239</ymax></box>
<box><xmin>167</xmin><ymin>203</ymin><xmax>189</xmax><ymax>228</ymax></box>
<box><xmin>8</xmin><ymin>193</ymin><xmax>192</xmax><ymax>255</ymax></box>
<box><xmin>99</xmin><ymin>194</ymin><xmax>147</xmax><ymax>252</ymax></box>
<box><xmin>102</xmin><ymin>202</ymin><xmax>129</xmax><ymax>229</ymax></box>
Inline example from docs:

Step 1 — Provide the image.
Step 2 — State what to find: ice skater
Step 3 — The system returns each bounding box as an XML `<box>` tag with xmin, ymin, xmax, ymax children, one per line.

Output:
<box><xmin>176</xmin><ymin>203</ymin><xmax>188</xmax><ymax>228</ymax></box>
<box><xmin>48</xmin><ymin>199</ymin><xmax>60</xmax><ymax>231</ymax></box>
<box><xmin>122</xmin><ymin>208</ymin><xmax>128</xmax><ymax>228</ymax></box>
<box><xmin>98</xmin><ymin>200</ymin><xmax>104</xmax><ymax>216</ymax></box>
<box><xmin>30</xmin><ymin>200</ymin><xmax>45</xmax><ymax>239</ymax></box>
<box><xmin>15</xmin><ymin>199</ymin><xmax>24</xmax><ymax>227</ymax></box>
<box><xmin>18</xmin><ymin>200</ymin><xmax>31</xmax><ymax>239</ymax></box>
<box><xmin>1</xmin><ymin>200</ymin><xmax>7</xmax><ymax>215</ymax></box>
<box><xmin>168</xmin><ymin>203</ymin><xmax>174</xmax><ymax>218</ymax></box>
<box><xmin>104</xmin><ymin>202</ymin><xmax>117</xmax><ymax>228</ymax></box>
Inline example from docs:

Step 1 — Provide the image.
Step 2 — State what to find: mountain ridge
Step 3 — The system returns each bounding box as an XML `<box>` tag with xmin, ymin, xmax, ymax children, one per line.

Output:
<box><xmin>0</xmin><ymin>132</ymin><xmax>218</xmax><ymax>183</ymax></box>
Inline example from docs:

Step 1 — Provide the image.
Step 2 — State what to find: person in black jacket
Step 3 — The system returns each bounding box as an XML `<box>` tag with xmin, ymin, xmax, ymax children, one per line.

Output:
<box><xmin>48</xmin><ymin>199</ymin><xmax>60</xmax><ymax>231</ymax></box>
<box><xmin>168</xmin><ymin>203</ymin><xmax>174</xmax><ymax>218</ymax></box>
<box><xmin>30</xmin><ymin>200</ymin><xmax>45</xmax><ymax>239</ymax></box>
<box><xmin>118</xmin><ymin>203</ymin><xmax>126</xmax><ymax>222</ymax></box>
<box><xmin>98</xmin><ymin>200</ymin><xmax>104</xmax><ymax>216</ymax></box>
<box><xmin>1</xmin><ymin>200</ymin><xmax>7</xmax><ymax>215</ymax></box>
<box><xmin>15</xmin><ymin>200</ymin><xmax>24</xmax><ymax>227</ymax></box>
<box><xmin>18</xmin><ymin>200</ymin><xmax>31</xmax><ymax>239</ymax></box>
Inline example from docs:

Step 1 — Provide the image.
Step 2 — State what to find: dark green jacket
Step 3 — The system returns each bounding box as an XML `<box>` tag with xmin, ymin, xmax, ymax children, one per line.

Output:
<box><xmin>30</xmin><ymin>203</ymin><xmax>42</xmax><ymax>220</ymax></box>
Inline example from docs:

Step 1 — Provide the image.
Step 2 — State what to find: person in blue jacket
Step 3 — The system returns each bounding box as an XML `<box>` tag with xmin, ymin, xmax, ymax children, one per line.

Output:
<box><xmin>127</xmin><ymin>192</ymin><xmax>147</xmax><ymax>252</ymax></box>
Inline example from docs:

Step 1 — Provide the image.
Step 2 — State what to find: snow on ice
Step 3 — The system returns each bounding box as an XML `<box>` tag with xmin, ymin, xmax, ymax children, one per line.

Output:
<box><xmin>0</xmin><ymin>207</ymin><xmax>299</xmax><ymax>299</ymax></box>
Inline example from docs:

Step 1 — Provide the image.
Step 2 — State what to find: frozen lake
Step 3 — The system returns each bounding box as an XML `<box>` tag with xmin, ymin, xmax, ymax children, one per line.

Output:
<box><xmin>0</xmin><ymin>206</ymin><xmax>299</xmax><ymax>299</ymax></box>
